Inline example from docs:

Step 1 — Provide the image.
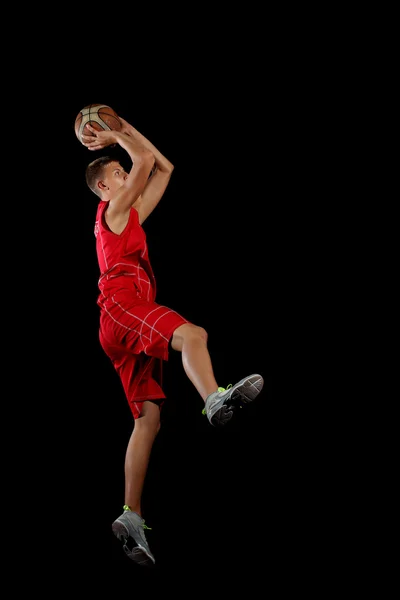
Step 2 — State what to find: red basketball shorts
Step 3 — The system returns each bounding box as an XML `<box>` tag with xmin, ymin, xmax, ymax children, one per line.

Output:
<box><xmin>98</xmin><ymin>290</ymin><xmax>189</xmax><ymax>419</ymax></box>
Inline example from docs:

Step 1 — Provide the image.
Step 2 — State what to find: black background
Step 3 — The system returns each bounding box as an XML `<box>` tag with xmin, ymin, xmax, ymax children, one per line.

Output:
<box><xmin>10</xmin><ymin>31</ymin><xmax>346</xmax><ymax>594</ymax></box>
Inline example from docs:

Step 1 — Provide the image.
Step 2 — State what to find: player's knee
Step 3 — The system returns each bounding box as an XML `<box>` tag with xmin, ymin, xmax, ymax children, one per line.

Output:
<box><xmin>171</xmin><ymin>323</ymin><xmax>208</xmax><ymax>351</ymax></box>
<box><xmin>137</xmin><ymin>401</ymin><xmax>161</xmax><ymax>435</ymax></box>
<box><xmin>188</xmin><ymin>324</ymin><xmax>208</xmax><ymax>342</ymax></box>
<box><xmin>199</xmin><ymin>327</ymin><xmax>208</xmax><ymax>345</ymax></box>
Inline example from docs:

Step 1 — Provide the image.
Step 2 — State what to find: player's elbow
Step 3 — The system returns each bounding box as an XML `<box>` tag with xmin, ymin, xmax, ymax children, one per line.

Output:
<box><xmin>141</xmin><ymin>148</ymin><xmax>156</xmax><ymax>170</ymax></box>
<box><xmin>158</xmin><ymin>160</ymin><xmax>174</xmax><ymax>175</ymax></box>
<box><xmin>133</xmin><ymin>150</ymin><xmax>155</xmax><ymax>177</ymax></box>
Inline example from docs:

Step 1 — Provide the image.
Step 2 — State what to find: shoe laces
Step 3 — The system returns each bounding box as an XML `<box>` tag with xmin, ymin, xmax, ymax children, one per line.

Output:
<box><xmin>202</xmin><ymin>385</ymin><xmax>232</xmax><ymax>414</ymax></box>
<box><xmin>123</xmin><ymin>505</ymin><xmax>152</xmax><ymax>530</ymax></box>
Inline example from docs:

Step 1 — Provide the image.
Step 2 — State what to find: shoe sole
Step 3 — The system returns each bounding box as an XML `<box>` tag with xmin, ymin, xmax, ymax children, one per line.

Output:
<box><xmin>210</xmin><ymin>373</ymin><xmax>264</xmax><ymax>426</ymax></box>
<box><xmin>112</xmin><ymin>520</ymin><xmax>155</xmax><ymax>566</ymax></box>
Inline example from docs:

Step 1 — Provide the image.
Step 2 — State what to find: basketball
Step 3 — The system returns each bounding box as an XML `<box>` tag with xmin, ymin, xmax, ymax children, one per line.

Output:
<box><xmin>74</xmin><ymin>104</ymin><xmax>122</xmax><ymax>144</ymax></box>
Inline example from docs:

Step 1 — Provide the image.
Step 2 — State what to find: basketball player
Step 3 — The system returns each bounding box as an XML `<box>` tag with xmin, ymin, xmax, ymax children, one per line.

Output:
<box><xmin>81</xmin><ymin>117</ymin><xmax>264</xmax><ymax>567</ymax></box>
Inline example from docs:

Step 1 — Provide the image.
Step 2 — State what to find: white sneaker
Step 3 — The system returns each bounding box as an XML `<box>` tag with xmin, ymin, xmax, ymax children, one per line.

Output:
<box><xmin>202</xmin><ymin>373</ymin><xmax>264</xmax><ymax>426</ymax></box>
<box><xmin>112</xmin><ymin>508</ymin><xmax>155</xmax><ymax>566</ymax></box>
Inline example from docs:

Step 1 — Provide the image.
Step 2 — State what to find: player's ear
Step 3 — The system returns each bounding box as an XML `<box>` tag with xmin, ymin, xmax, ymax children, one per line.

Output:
<box><xmin>98</xmin><ymin>180</ymin><xmax>108</xmax><ymax>192</ymax></box>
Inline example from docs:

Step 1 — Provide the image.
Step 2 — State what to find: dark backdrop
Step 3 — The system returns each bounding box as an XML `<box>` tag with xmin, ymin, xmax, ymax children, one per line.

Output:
<box><xmin>59</xmin><ymin>95</ymin><xmax>287</xmax><ymax>585</ymax></box>
<box><xmin>13</xmin><ymin>56</ymin><xmax>336</xmax><ymax>594</ymax></box>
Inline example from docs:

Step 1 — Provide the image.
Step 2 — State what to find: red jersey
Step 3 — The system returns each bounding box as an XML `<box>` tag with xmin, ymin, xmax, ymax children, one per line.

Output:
<box><xmin>95</xmin><ymin>201</ymin><xmax>156</xmax><ymax>305</ymax></box>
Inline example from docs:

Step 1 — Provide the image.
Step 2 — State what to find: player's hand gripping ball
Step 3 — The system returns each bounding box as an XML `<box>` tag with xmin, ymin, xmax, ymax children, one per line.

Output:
<box><xmin>74</xmin><ymin>104</ymin><xmax>122</xmax><ymax>145</ymax></box>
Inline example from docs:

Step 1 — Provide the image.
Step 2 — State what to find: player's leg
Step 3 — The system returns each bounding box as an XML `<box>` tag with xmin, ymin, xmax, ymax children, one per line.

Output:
<box><xmin>124</xmin><ymin>400</ymin><xmax>161</xmax><ymax>515</ymax></box>
<box><xmin>171</xmin><ymin>323</ymin><xmax>218</xmax><ymax>400</ymax></box>
<box><xmin>171</xmin><ymin>323</ymin><xmax>264</xmax><ymax>426</ymax></box>
<box><xmin>112</xmin><ymin>400</ymin><xmax>160</xmax><ymax>566</ymax></box>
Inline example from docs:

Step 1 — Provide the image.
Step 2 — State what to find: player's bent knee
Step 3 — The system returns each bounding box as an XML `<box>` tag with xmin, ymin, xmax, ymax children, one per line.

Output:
<box><xmin>171</xmin><ymin>323</ymin><xmax>208</xmax><ymax>351</ymax></box>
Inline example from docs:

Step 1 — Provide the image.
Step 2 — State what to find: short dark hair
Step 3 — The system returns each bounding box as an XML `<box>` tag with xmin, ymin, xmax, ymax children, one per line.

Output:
<box><xmin>85</xmin><ymin>156</ymin><xmax>115</xmax><ymax>198</ymax></box>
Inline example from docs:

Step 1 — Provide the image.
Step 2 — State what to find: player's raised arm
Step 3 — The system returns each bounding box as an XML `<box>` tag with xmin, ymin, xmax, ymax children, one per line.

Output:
<box><xmin>119</xmin><ymin>118</ymin><xmax>175</xmax><ymax>224</ymax></box>
<box><xmin>82</xmin><ymin>124</ymin><xmax>155</xmax><ymax>219</ymax></box>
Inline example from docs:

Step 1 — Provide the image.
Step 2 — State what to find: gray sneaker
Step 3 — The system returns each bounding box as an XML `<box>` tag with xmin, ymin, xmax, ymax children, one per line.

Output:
<box><xmin>203</xmin><ymin>373</ymin><xmax>264</xmax><ymax>426</ymax></box>
<box><xmin>112</xmin><ymin>509</ymin><xmax>155</xmax><ymax>566</ymax></box>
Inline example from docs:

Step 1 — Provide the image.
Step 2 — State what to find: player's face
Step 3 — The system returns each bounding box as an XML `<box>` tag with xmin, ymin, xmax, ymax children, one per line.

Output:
<box><xmin>103</xmin><ymin>161</ymin><xmax>128</xmax><ymax>193</ymax></box>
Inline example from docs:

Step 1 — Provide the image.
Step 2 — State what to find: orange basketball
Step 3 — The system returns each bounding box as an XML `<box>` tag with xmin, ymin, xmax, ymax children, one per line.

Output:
<box><xmin>74</xmin><ymin>104</ymin><xmax>122</xmax><ymax>144</ymax></box>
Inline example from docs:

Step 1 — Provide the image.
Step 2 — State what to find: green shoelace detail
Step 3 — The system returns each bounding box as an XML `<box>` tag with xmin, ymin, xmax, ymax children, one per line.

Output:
<box><xmin>123</xmin><ymin>505</ymin><xmax>152</xmax><ymax>529</ymax></box>
<box><xmin>202</xmin><ymin>385</ymin><xmax>232</xmax><ymax>414</ymax></box>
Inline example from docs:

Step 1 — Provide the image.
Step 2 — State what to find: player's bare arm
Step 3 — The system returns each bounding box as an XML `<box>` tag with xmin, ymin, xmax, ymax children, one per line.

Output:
<box><xmin>82</xmin><ymin>125</ymin><xmax>155</xmax><ymax>232</ymax></box>
<box><xmin>119</xmin><ymin>117</ymin><xmax>175</xmax><ymax>224</ymax></box>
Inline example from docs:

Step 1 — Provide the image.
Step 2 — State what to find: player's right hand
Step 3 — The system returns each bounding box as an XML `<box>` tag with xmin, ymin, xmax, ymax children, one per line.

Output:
<box><xmin>81</xmin><ymin>124</ymin><xmax>119</xmax><ymax>151</ymax></box>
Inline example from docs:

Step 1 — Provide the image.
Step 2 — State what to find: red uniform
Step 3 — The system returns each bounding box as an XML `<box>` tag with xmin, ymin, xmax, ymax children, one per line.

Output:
<box><xmin>95</xmin><ymin>201</ymin><xmax>189</xmax><ymax>419</ymax></box>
